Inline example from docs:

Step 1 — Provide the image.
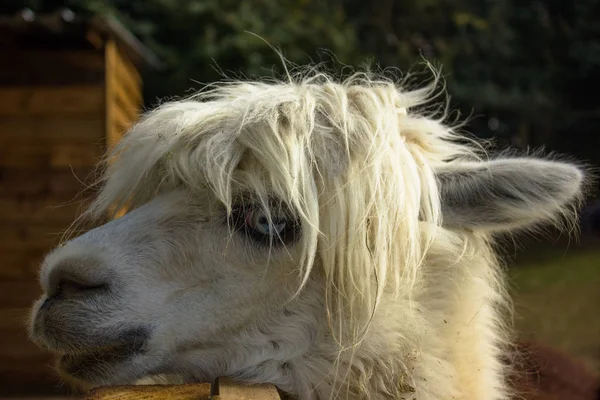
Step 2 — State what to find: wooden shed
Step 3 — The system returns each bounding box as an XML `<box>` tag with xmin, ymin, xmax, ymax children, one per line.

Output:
<box><xmin>0</xmin><ymin>9</ymin><xmax>160</xmax><ymax>396</ymax></box>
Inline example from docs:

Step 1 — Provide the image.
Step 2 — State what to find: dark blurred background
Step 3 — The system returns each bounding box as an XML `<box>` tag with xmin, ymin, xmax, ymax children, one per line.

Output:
<box><xmin>6</xmin><ymin>0</ymin><xmax>600</xmax><ymax>156</ymax></box>
<box><xmin>0</xmin><ymin>0</ymin><xmax>598</xmax><ymax>398</ymax></box>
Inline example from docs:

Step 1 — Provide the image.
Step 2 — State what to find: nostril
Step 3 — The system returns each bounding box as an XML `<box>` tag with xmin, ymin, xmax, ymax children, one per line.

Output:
<box><xmin>42</xmin><ymin>254</ymin><xmax>113</xmax><ymax>299</ymax></box>
<box><xmin>55</xmin><ymin>277</ymin><xmax>108</xmax><ymax>298</ymax></box>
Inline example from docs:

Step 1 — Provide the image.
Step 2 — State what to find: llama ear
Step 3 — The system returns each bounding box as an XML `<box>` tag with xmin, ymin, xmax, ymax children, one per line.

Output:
<box><xmin>437</xmin><ymin>158</ymin><xmax>585</xmax><ymax>231</ymax></box>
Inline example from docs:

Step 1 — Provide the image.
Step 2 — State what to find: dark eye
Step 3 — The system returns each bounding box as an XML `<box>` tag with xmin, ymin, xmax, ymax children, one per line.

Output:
<box><xmin>245</xmin><ymin>208</ymin><xmax>287</xmax><ymax>236</ymax></box>
<box><xmin>229</xmin><ymin>203</ymin><xmax>300</xmax><ymax>246</ymax></box>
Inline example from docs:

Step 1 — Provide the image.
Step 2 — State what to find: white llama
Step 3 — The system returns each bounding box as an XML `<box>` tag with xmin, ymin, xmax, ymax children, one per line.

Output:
<box><xmin>29</xmin><ymin>70</ymin><xmax>586</xmax><ymax>400</ymax></box>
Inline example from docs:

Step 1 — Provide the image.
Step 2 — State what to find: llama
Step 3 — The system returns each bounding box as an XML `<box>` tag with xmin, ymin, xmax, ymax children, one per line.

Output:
<box><xmin>29</xmin><ymin>69</ymin><xmax>587</xmax><ymax>400</ymax></box>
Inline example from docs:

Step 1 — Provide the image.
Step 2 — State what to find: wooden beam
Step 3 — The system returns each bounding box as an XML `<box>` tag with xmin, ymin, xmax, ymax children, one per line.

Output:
<box><xmin>0</xmin><ymin>85</ymin><xmax>105</xmax><ymax>116</ymax></box>
<box><xmin>85</xmin><ymin>383</ymin><xmax>212</xmax><ymax>400</ymax></box>
<box><xmin>81</xmin><ymin>380</ymin><xmax>282</xmax><ymax>400</ymax></box>
<box><xmin>214</xmin><ymin>378</ymin><xmax>281</xmax><ymax>400</ymax></box>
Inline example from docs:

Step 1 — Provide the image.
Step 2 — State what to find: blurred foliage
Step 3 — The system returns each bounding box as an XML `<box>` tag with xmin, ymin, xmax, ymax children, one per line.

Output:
<box><xmin>2</xmin><ymin>0</ymin><xmax>599</xmax><ymax>166</ymax></box>
<box><xmin>345</xmin><ymin>0</ymin><xmax>600</xmax><ymax>149</ymax></box>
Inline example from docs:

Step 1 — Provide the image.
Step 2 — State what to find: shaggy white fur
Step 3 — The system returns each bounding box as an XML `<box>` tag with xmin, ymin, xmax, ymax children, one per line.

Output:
<box><xmin>29</xmin><ymin>68</ymin><xmax>586</xmax><ymax>400</ymax></box>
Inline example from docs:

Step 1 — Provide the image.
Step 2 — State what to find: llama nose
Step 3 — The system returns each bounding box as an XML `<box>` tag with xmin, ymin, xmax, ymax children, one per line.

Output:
<box><xmin>52</xmin><ymin>274</ymin><xmax>109</xmax><ymax>299</ymax></box>
<box><xmin>45</xmin><ymin>259</ymin><xmax>110</xmax><ymax>299</ymax></box>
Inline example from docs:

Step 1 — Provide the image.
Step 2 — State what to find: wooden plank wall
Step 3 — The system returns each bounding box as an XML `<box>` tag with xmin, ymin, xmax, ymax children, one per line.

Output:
<box><xmin>0</xmin><ymin>51</ymin><xmax>106</xmax><ymax>87</ymax></box>
<box><xmin>105</xmin><ymin>40</ymin><xmax>142</xmax><ymax>150</ymax></box>
<box><xmin>0</xmin><ymin>47</ymin><xmax>142</xmax><ymax>396</ymax></box>
<box><xmin>104</xmin><ymin>41</ymin><xmax>141</xmax><ymax>218</ymax></box>
<box><xmin>0</xmin><ymin>84</ymin><xmax>105</xmax><ymax>396</ymax></box>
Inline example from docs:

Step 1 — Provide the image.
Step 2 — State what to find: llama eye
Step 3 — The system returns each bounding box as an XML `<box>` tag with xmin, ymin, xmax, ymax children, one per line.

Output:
<box><xmin>245</xmin><ymin>208</ymin><xmax>287</xmax><ymax>237</ymax></box>
<box><xmin>229</xmin><ymin>203</ymin><xmax>300</xmax><ymax>246</ymax></box>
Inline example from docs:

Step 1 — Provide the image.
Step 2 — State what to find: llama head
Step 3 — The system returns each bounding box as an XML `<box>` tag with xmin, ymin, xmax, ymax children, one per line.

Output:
<box><xmin>29</xmin><ymin>72</ymin><xmax>585</xmax><ymax>392</ymax></box>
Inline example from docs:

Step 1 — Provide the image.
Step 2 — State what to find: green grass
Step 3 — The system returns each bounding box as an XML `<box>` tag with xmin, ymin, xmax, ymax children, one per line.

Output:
<box><xmin>508</xmin><ymin>249</ymin><xmax>600</xmax><ymax>371</ymax></box>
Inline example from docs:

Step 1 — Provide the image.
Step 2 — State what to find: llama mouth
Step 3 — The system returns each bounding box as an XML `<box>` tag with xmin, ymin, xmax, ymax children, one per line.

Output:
<box><xmin>58</xmin><ymin>347</ymin><xmax>130</xmax><ymax>381</ymax></box>
<box><xmin>55</xmin><ymin>328</ymin><xmax>149</xmax><ymax>383</ymax></box>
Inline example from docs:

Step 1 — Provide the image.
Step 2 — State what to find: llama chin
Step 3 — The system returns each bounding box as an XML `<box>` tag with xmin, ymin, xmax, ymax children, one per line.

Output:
<box><xmin>29</xmin><ymin>68</ymin><xmax>588</xmax><ymax>399</ymax></box>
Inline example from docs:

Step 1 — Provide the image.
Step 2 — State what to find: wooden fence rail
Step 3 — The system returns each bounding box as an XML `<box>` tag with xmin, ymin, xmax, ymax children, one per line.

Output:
<box><xmin>84</xmin><ymin>378</ymin><xmax>281</xmax><ymax>400</ymax></box>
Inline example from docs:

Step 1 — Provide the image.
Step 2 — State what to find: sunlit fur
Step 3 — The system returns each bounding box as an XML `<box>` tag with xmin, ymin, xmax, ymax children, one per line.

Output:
<box><xmin>31</xmin><ymin>68</ymin><xmax>586</xmax><ymax>400</ymax></box>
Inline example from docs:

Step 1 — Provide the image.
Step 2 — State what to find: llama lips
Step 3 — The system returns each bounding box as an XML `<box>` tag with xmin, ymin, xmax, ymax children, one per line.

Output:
<box><xmin>56</xmin><ymin>328</ymin><xmax>149</xmax><ymax>382</ymax></box>
<box><xmin>58</xmin><ymin>347</ymin><xmax>128</xmax><ymax>380</ymax></box>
